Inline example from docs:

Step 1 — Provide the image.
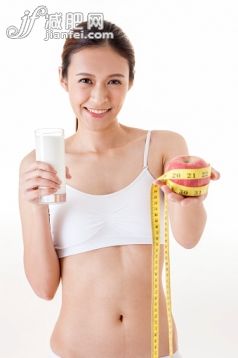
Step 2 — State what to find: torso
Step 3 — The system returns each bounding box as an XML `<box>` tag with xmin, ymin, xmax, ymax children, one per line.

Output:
<box><xmin>50</xmin><ymin>125</ymin><xmax>178</xmax><ymax>357</ymax></box>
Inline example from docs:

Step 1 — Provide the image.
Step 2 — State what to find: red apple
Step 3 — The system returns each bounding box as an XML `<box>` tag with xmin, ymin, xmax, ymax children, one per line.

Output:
<box><xmin>164</xmin><ymin>155</ymin><xmax>211</xmax><ymax>188</ymax></box>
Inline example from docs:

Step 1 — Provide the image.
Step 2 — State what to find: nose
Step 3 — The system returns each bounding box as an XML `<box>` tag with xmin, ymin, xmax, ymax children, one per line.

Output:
<box><xmin>90</xmin><ymin>83</ymin><xmax>109</xmax><ymax>106</ymax></box>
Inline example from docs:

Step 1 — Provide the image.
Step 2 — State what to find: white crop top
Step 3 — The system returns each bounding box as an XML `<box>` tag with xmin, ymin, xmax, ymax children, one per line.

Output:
<box><xmin>49</xmin><ymin>130</ymin><xmax>165</xmax><ymax>258</ymax></box>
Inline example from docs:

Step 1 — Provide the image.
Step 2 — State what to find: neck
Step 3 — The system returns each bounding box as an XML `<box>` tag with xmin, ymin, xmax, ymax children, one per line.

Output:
<box><xmin>72</xmin><ymin>119</ymin><xmax>128</xmax><ymax>153</ymax></box>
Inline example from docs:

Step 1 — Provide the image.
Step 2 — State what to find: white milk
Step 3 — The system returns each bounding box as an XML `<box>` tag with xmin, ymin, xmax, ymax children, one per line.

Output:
<box><xmin>35</xmin><ymin>128</ymin><xmax>66</xmax><ymax>204</ymax></box>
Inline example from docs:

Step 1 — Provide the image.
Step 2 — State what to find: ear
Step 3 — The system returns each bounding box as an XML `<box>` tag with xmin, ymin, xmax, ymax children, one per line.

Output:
<box><xmin>58</xmin><ymin>66</ymin><xmax>68</xmax><ymax>92</ymax></box>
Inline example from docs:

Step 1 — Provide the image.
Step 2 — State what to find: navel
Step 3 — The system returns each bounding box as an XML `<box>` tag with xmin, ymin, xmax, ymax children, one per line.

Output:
<box><xmin>119</xmin><ymin>314</ymin><xmax>124</xmax><ymax>322</ymax></box>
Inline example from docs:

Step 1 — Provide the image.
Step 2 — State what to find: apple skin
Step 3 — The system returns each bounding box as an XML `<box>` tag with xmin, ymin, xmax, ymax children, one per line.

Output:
<box><xmin>164</xmin><ymin>155</ymin><xmax>211</xmax><ymax>187</ymax></box>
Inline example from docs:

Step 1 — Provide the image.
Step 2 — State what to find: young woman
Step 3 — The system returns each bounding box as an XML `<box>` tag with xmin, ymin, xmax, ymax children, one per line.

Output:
<box><xmin>18</xmin><ymin>20</ymin><xmax>219</xmax><ymax>358</ymax></box>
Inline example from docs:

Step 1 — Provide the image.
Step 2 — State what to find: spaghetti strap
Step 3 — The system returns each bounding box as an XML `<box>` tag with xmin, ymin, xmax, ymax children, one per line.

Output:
<box><xmin>143</xmin><ymin>130</ymin><xmax>152</xmax><ymax>168</ymax></box>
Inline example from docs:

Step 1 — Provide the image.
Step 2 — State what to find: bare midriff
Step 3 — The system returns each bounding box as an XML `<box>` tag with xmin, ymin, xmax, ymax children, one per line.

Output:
<box><xmin>50</xmin><ymin>127</ymin><xmax>179</xmax><ymax>357</ymax></box>
<box><xmin>50</xmin><ymin>245</ymin><xmax>178</xmax><ymax>358</ymax></box>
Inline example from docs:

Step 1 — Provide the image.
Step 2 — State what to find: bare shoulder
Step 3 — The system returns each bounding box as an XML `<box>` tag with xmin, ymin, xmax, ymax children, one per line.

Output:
<box><xmin>151</xmin><ymin>129</ymin><xmax>189</xmax><ymax>166</ymax></box>
<box><xmin>151</xmin><ymin>129</ymin><xmax>186</xmax><ymax>144</ymax></box>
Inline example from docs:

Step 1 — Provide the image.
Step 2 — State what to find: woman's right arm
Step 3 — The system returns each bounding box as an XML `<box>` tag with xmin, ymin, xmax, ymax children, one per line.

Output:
<box><xmin>18</xmin><ymin>151</ymin><xmax>62</xmax><ymax>300</ymax></box>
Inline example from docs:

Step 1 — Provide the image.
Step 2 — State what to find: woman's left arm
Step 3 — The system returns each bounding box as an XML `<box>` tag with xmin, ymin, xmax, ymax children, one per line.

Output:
<box><xmin>154</xmin><ymin>131</ymin><xmax>220</xmax><ymax>249</ymax></box>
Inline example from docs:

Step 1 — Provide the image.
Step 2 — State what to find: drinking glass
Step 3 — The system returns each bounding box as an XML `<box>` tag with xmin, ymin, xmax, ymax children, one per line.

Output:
<box><xmin>34</xmin><ymin>128</ymin><xmax>66</xmax><ymax>204</ymax></box>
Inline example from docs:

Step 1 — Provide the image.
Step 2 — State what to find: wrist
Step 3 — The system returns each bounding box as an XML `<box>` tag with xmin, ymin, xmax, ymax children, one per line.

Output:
<box><xmin>31</xmin><ymin>203</ymin><xmax>49</xmax><ymax>214</ymax></box>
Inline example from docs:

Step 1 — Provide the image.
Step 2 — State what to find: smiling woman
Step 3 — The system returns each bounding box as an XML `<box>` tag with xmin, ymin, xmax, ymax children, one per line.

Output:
<box><xmin>59</xmin><ymin>45</ymin><xmax>131</xmax><ymax>128</ymax></box>
<box><xmin>60</xmin><ymin>21</ymin><xmax>135</xmax><ymax>132</ymax></box>
<box><xmin>18</xmin><ymin>19</ymin><xmax>212</xmax><ymax>358</ymax></box>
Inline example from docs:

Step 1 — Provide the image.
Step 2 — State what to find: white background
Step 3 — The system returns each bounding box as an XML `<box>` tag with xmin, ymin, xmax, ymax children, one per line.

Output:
<box><xmin>0</xmin><ymin>0</ymin><xmax>237</xmax><ymax>357</ymax></box>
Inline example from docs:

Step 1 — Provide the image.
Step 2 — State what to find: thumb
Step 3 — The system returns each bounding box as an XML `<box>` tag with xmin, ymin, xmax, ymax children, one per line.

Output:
<box><xmin>65</xmin><ymin>166</ymin><xmax>72</xmax><ymax>179</ymax></box>
<box><xmin>210</xmin><ymin>167</ymin><xmax>220</xmax><ymax>181</ymax></box>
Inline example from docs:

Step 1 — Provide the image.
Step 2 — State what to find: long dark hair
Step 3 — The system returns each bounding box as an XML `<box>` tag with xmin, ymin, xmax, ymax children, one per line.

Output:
<box><xmin>60</xmin><ymin>20</ymin><xmax>135</xmax><ymax>131</ymax></box>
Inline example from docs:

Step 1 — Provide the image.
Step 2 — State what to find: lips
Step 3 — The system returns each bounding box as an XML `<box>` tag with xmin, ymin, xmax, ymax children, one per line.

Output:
<box><xmin>84</xmin><ymin>107</ymin><xmax>111</xmax><ymax>114</ymax></box>
<box><xmin>83</xmin><ymin>107</ymin><xmax>112</xmax><ymax>119</ymax></box>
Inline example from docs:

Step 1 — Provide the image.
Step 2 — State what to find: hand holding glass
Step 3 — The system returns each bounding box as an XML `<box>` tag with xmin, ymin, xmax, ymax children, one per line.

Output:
<box><xmin>34</xmin><ymin>128</ymin><xmax>66</xmax><ymax>204</ymax></box>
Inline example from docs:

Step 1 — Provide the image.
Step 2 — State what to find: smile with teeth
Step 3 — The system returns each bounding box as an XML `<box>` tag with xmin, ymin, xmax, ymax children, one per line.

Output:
<box><xmin>85</xmin><ymin>107</ymin><xmax>111</xmax><ymax>114</ymax></box>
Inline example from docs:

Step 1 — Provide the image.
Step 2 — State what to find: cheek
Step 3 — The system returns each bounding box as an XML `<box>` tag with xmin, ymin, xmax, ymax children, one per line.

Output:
<box><xmin>68</xmin><ymin>87</ymin><xmax>89</xmax><ymax>105</ymax></box>
<box><xmin>111</xmin><ymin>86</ymin><xmax>128</xmax><ymax>102</ymax></box>
<box><xmin>114</xmin><ymin>91</ymin><xmax>128</xmax><ymax>107</ymax></box>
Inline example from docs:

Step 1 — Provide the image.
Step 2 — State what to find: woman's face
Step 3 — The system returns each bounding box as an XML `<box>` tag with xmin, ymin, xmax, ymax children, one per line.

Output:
<box><xmin>59</xmin><ymin>45</ymin><xmax>132</xmax><ymax>128</ymax></box>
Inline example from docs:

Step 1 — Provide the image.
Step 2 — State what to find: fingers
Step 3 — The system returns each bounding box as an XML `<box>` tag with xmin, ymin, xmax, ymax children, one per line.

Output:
<box><xmin>153</xmin><ymin>181</ymin><xmax>207</xmax><ymax>206</ymax></box>
<box><xmin>20</xmin><ymin>161</ymin><xmax>62</xmax><ymax>204</ymax></box>
<box><xmin>165</xmin><ymin>191</ymin><xmax>206</xmax><ymax>206</ymax></box>
<box><xmin>180</xmin><ymin>194</ymin><xmax>207</xmax><ymax>207</ymax></box>
<box><xmin>153</xmin><ymin>182</ymin><xmax>184</xmax><ymax>202</ymax></box>
<box><xmin>26</xmin><ymin>161</ymin><xmax>57</xmax><ymax>175</ymax></box>
<box><xmin>153</xmin><ymin>179</ymin><xmax>165</xmax><ymax>186</ymax></box>
<box><xmin>211</xmin><ymin>167</ymin><xmax>220</xmax><ymax>181</ymax></box>
<box><xmin>20</xmin><ymin>160</ymin><xmax>73</xmax><ymax>206</ymax></box>
<box><xmin>23</xmin><ymin>166</ymin><xmax>61</xmax><ymax>189</ymax></box>
<box><xmin>25</xmin><ymin>186</ymin><xmax>60</xmax><ymax>202</ymax></box>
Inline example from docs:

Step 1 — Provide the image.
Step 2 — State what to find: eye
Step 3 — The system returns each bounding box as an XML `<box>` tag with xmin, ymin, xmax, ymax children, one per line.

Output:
<box><xmin>108</xmin><ymin>79</ymin><xmax>122</xmax><ymax>85</ymax></box>
<box><xmin>78</xmin><ymin>78</ymin><xmax>92</xmax><ymax>84</ymax></box>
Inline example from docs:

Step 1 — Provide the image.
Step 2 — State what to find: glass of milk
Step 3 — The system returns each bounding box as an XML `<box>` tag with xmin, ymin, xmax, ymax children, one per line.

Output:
<box><xmin>34</xmin><ymin>128</ymin><xmax>66</xmax><ymax>204</ymax></box>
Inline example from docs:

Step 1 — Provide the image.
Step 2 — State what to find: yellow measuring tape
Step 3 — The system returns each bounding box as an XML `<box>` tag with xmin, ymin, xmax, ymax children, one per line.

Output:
<box><xmin>150</xmin><ymin>165</ymin><xmax>211</xmax><ymax>358</ymax></box>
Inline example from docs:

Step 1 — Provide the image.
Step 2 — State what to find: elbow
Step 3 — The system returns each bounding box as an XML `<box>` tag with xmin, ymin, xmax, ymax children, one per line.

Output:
<box><xmin>182</xmin><ymin>241</ymin><xmax>199</xmax><ymax>250</ymax></box>
<box><xmin>25</xmin><ymin>271</ymin><xmax>60</xmax><ymax>301</ymax></box>
<box><xmin>176</xmin><ymin>234</ymin><xmax>202</xmax><ymax>249</ymax></box>
<box><xmin>39</xmin><ymin>293</ymin><xmax>55</xmax><ymax>301</ymax></box>
<box><xmin>34</xmin><ymin>285</ymin><xmax>59</xmax><ymax>300</ymax></box>
<box><xmin>24</xmin><ymin>256</ymin><xmax>60</xmax><ymax>301</ymax></box>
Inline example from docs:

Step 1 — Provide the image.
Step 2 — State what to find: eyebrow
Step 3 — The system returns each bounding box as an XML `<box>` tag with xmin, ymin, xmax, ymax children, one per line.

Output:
<box><xmin>76</xmin><ymin>72</ymin><xmax>125</xmax><ymax>78</ymax></box>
